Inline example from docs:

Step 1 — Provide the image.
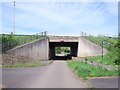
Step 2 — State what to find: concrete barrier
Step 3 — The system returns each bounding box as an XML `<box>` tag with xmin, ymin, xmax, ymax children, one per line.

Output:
<box><xmin>77</xmin><ymin>37</ymin><xmax>107</xmax><ymax>57</ymax></box>
<box><xmin>8</xmin><ymin>38</ymin><xmax>49</xmax><ymax>60</ymax></box>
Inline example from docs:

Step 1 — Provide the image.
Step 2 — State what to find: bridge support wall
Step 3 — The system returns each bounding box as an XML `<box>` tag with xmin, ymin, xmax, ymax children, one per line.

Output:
<box><xmin>8</xmin><ymin>38</ymin><xmax>49</xmax><ymax>60</ymax></box>
<box><xmin>77</xmin><ymin>37</ymin><xmax>107</xmax><ymax>57</ymax></box>
<box><xmin>7</xmin><ymin>36</ymin><xmax>107</xmax><ymax>60</ymax></box>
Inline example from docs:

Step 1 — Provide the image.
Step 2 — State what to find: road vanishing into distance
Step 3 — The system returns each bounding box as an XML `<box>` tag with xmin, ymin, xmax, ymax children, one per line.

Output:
<box><xmin>2</xmin><ymin>60</ymin><xmax>89</xmax><ymax>88</ymax></box>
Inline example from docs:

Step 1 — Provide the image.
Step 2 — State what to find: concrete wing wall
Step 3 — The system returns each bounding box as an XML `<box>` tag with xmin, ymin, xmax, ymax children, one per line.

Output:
<box><xmin>77</xmin><ymin>37</ymin><xmax>107</xmax><ymax>57</ymax></box>
<box><xmin>8</xmin><ymin>38</ymin><xmax>49</xmax><ymax>60</ymax></box>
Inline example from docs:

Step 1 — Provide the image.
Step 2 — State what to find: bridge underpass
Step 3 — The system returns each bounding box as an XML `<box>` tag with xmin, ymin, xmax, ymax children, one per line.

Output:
<box><xmin>8</xmin><ymin>36</ymin><xmax>107</xmax><ymax>61</ymax></box>
<box><xmin>49</xmin><ymin>42</ymin><xmax>78</xmax><ymax>60</ymax></box>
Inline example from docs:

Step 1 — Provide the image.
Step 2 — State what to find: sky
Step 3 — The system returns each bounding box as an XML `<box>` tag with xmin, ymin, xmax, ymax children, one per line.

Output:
<box><xmin>1</xmin><ymin>0</ymin><xmax>119</xmax><ymax>36</ymax></box>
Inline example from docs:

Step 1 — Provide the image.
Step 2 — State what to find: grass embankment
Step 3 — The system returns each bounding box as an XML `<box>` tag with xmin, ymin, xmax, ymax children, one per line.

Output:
<box><xmin>15</xmin><ymin>35</ymin><xmax>44</xmax><ymax>45</ymax></box>
<box><xmin>3</xmin><ymin>61</ymin><xmax>52</xmax><ymax>68</ymax></box>
<box><xmin>68</xmin><ymin>61</ymin><xmax>118</xmax><ymax>80</ymax></box>
<box><xmin>84</xmin><ymin>35</ymin><xmax>119</xmax><ymax>66</ymax></box>
<box><xmin>1</xmin><ymin>34</ymin><xmax>45</xmax><ymax>53</ymax></box>
<box><xmin>87</xmin><ymin>56</ymin><xmax>118</xmax><ymax>67</ymax></box>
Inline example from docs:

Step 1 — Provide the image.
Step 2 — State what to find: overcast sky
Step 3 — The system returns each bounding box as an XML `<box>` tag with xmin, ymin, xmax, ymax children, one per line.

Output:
<box><xmin>1</xmin><ymin>0</ymin><xmax>118</xmax><ymax>36</ymax></box>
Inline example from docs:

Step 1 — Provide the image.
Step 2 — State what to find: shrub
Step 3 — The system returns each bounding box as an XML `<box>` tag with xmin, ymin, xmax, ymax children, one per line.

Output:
<box><xmin>2</xmin><ymin>34</ymin><xmax>18</xmax><ymax>53</ymax></box>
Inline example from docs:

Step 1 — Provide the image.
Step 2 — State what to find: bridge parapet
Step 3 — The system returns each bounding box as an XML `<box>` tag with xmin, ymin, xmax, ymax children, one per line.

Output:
<box><xmin>48</xmin><ymin>36</ymin><xmax>79</xmax><ymax>42</ymax></box>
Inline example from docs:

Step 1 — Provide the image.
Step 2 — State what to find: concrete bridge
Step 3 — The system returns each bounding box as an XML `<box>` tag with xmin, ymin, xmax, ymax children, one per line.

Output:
<box><xmin>8</xmin><ymin>36</ymin><xmax>107</xmax><ymax>60</ymax></box>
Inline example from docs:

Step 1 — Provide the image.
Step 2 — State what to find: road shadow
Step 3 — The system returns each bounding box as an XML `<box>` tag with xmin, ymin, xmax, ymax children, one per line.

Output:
<box><xmin>52</xmin><ymin>56</ymin><xmax>72</xmax><ymax>60</ymax></box>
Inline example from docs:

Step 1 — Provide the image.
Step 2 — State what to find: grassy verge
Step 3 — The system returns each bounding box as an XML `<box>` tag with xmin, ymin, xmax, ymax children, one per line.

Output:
<box><xmin>3</xmin><ymin>61</ymin><xmax>52</xmax><ymax>68</ymax></box>
<box><xmin>87</xmin><ymin>56</ymin><xmax>118</xmax><ymax>67</ymax></box>
<box><xmin>67</xmin><ymin>60</ymin><xmax>118</xmax><ymax>80</ymax></box>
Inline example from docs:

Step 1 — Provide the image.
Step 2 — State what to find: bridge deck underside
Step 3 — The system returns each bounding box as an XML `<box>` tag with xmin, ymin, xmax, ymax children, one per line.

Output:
<box><xmin>49</xmin><ymin>42</ymin><xmax>78</xmax><ymax>60</ymax></box>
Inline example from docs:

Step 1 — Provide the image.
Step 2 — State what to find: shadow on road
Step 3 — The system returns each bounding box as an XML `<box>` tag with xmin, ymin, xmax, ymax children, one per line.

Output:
<box><xmin>52</xmin><ymin>56</ymin><xmax>72</xmax><ymax>60</ymax></box>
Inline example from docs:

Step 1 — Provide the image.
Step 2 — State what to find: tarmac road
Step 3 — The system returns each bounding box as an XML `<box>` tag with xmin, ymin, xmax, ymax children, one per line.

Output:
<box><xmin>2</xmin><ymin>60</ymin><xmax>88</xmax><ymax>88</ymax></box>
<box><xmin>90</xmin><ymin>76</ymin><xmax>119</xmax><ymax>88</ymax></box>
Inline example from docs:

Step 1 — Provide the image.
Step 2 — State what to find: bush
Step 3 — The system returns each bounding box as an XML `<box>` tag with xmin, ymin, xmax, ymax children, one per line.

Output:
<box><xmin>2</xmin><ymin>34</ymin><xmax>18</xmax><ymax>53</ymax></box>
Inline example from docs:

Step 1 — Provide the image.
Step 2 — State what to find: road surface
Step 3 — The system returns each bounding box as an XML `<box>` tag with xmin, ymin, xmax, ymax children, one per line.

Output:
<box><xmin>90</xmin><ymin>76</ymin><xmax>119</xmax><ymax>88</ymax></box>
<box><xmin>0</xmin><ymin>68</ymin><xmax>2</xmax><ymax>89</ymax></box>
<box><xmin>2</xmin><ymin>60</ymin><xmax>89</xmax><ymax>88</ymax></box>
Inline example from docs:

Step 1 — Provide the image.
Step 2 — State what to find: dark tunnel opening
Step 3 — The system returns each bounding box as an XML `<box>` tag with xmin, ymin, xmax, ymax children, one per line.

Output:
<box><xmin>49</xmin><ymin>42</ymin><xmax>78</xmax><ymax>60</ymax></box>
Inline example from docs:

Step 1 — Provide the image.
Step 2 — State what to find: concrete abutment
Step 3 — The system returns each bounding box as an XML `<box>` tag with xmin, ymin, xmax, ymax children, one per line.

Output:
<box><xmin>8</xmin><ymin>37</ymin><xmax>49</xmax><ymax>60</ymax></box>
<box><xmin>7</xmin><ymin>36</ymin><xmax>107</xmax><ymax>61</ymax></box>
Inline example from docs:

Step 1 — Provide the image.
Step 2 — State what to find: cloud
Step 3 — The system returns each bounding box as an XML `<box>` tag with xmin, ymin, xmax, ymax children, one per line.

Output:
<box><xmin>2</xmin><ymin>2</ymin><xmax>118</xmax><ymax>36</ymax></box>
<box><xmin>1</xmin><ymin>0</ymin><xmax>119</xmax><ymax>2</ymax></box>
<box><xmin>0</xmin><ymin>2</ymin><xmax>3</xmax><ymax>33</ymax></box>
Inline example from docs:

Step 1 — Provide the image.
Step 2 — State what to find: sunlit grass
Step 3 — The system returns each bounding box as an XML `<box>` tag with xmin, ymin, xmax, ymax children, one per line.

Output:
<box><xmin>68</xmin><ymin>60</ymin><xmax>118</xmax><ymax>80</ymax></box>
